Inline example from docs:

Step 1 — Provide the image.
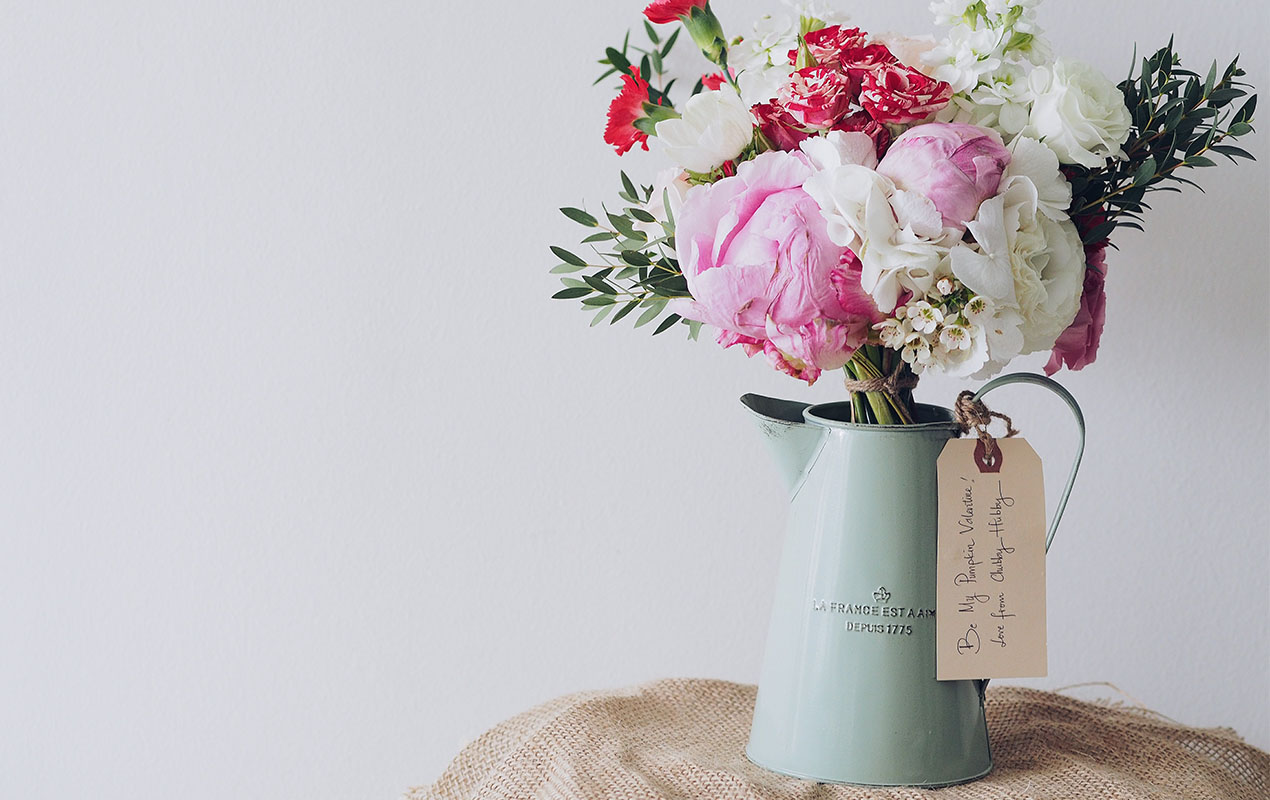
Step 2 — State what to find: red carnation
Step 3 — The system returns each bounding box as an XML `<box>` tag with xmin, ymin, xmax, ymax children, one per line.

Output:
<box><xmin>789</xmin><ymin>26</ymin><xmax>869</xmax><ymax>68</ymax></box>
<box><xmin>700</xmin><ymin>72</ymin><xmax>726</xmax><ymax>90</ymax></box>
<box><xmin>858</xmin><ymin>63</ymin><xmax>951</xmax><ymax>124</ymax></box>
<box><xmin>604</xmin><ymin>68</ymin><xmax>654</xmax><ymax>156</ymax></box>
<box><xmin>643</xmin><ymin>0</ymin><xmax>708</xmax><ymax>24</ymax></box>
<box><xmin>780</xmin><ymin>66</ymin><xmax>856</xmax><ymax>129</ymax></box>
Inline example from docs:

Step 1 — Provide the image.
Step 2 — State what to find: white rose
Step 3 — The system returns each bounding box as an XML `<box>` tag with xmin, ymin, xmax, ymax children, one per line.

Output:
<box><xmin>1021</xmin><ymin>59</ymin><xmax>1133</xmax><ymax>168</ymax></box>
<box><xmin>655</xmin><ymin>90</ymin><xmax>754</xmax><ymax>174</ymax></box>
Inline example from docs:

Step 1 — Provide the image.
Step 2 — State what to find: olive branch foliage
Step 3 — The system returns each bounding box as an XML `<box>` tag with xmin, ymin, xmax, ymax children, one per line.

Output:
<box><xmin>550</xmin><ymin>23</ymin><xmax>705</xmax><ymax>337</ymax></box>
<box><xmin>1067</xmin><ymin>40</ymin><xmax>1257</xmax><ymax>247</ymax></box>
<box><xmin>551</xmin><ymin>36</ymin><xmax>1257</xmax><ymax>336</ymax></box>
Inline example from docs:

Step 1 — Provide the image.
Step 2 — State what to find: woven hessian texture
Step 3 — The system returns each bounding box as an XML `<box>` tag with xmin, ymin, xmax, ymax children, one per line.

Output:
<box><xmin>410</xmin><ymin>679</ymin><xmax>1269</xmax><ymax>800</ymax></box>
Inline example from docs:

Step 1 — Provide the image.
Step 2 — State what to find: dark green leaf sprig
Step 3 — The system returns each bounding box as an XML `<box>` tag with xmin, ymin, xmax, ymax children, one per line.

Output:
<box><xmin>595</xmin><ymin>23</ymin><xmax>688</xmax><ymax>109</ymax></box>
<box><xmin>550</xmin><ymin>173</ymin><xmax>700</xmax><ymax>338</ymax></box>
<box><xmin>1067</xmin><ymin>39</ymin><xmax>1257</xmax><ymax>247</ymax></box>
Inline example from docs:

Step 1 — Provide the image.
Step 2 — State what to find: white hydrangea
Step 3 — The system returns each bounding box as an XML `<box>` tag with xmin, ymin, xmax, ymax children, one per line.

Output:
<box><xmin>804</xmin><ymin>165</ymin><xmax>952</xmax><ymax>313</ymax></box>
<box><xmin>948</xmin><ymin>173</ymin><xmax>1085</xmax><ymax>364</ymax></box>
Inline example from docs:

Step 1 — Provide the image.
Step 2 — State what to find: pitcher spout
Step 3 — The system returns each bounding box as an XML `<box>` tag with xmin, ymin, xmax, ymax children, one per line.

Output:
<box><xmin>740</xmin><ymin>394</ymin><xmax>826</xmax><ymax>493</ymax></box>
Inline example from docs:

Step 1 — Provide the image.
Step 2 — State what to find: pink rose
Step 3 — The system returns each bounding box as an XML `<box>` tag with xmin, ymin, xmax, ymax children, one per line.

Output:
<box><xmin>859</xmin><ymin>63</ymin><xmax>952</xmax><ymax>124</ymax></box>
<box><xmin>779</xmin><ymin>66</ymin><xmax>856</xmax><ymax>129</ymax></box>
<box><xmin>876</xmin><ymin>122</ymin><xmax>1010</xmax><ymax>229</ymax></box>
<box><xmin>673</xmin><ymin>151</ymin><xmax>872</xmax><ymax>383</ymax></box>
<box><xmin>1045</xmin><ymin>248</ymin><xmax>1106</xmax><ymax>374</ymax></box>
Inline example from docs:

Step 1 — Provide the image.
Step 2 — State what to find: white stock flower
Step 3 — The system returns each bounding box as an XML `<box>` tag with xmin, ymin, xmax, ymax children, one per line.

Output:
<box><xmin>732</xmin><ymin>1</ymin><xmax>850</xmax><ymax>73</ymax></box>
<box><xmin>804</xmin><ymin>166</ymin><xmax>948</xmax><ymax>313</ymax></box>
<box><xmin>930</xmin><ymin>0</ymin><xmax>979</xmax><ymax>27</ymax></box>
<box><xmin>926</xmin><ymin>26</ymin><xmax>1006</xmax><ymax>93</ymax></box>
<box><xmin>1020</xmin><ymin>59</ymin><xmax>1133</xmax><ymax>168</ymax></box>
<box><xmin>655</xmin><ymin>89</ymin><xmax>754</xmax><ymax>173</ymax></box>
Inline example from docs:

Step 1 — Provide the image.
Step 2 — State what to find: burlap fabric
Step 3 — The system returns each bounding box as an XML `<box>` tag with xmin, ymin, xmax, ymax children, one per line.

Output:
<box><xmin>411</xmin><ymin>679</ymin><xmax>1268</xmax><ymax>800</ymax></box>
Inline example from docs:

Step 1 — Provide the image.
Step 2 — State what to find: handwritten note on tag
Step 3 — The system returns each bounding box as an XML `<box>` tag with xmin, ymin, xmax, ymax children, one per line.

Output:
<box><xmin>936</xmin><ymin>438</ymin><xmax>1047</xmax><ymax>681</ymax></box>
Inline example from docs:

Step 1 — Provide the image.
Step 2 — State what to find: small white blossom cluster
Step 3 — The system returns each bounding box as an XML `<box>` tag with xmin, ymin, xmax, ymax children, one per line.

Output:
<box><xmin>927</xmin><ymin>0</ymin><xmax>1133</xmax><ymax>168</ymax></box>
<box><xmin>875</xmin><ymin>281</ymin><xmax>998</xmax><ymax>377</ymax></box>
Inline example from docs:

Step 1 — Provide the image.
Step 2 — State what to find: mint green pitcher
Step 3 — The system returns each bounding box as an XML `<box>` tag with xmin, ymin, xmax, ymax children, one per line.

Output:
<box><xmin>742</xmin><ymin>374</ymin><xmax>1084</xmax><ymax>787</ymax></box>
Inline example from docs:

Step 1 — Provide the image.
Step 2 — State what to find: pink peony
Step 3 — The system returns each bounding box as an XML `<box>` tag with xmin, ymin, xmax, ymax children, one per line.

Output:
<box><xmin>1045</xmin><ymin>247</ymin><xmax>1107</xmax><ymax>374</ymax></box>
<box><xmin>673</xmin><ymin>151</ymin><xmax>874</xmax><ymax>383</ymax></box>
<box><xmin>876</xmin><ymin>122</ymin><xmax>1010</xmax><ymax>229</ymax></box>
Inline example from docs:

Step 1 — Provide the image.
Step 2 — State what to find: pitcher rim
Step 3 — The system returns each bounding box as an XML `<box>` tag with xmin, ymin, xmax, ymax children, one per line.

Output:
<box><xmin>804</xmin><ymin>402</ymin><xmax>960</xmax><ymax>432</ymax></box>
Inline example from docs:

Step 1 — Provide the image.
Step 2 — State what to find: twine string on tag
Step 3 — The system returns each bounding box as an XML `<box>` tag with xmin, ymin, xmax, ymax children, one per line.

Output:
<box><xmin>954</xmin><ymin>390</ymin><xmax>1018</xmax><ymax>467</ymax></box>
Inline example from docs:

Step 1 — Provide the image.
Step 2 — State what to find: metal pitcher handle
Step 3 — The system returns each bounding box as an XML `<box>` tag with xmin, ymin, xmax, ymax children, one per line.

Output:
<box><xmin>972</xmin><ymin>373</ymin><xmax>1086</xmax><ymax>553</ymax></box>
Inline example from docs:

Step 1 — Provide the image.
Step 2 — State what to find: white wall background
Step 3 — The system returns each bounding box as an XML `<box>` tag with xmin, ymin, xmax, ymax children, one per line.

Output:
<box><xmin>1</xmin><ymin>1</ymin><xmax>1266</xmax><ymax>798</ymax></box>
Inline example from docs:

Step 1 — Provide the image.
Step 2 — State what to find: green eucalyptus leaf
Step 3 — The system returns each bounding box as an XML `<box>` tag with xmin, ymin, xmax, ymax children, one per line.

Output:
<box><xmin>550</xmin><ymin>246</ymin><xmax>588</xmax><ymax>267</ymax></box>
<box><xmin>652</xmin><ymin>313</ymin><xmax>682</xmax><ymax>336</ymax></box>
<box><xmin>590</xmin><ymin>304</ymin><xmax>615</xmax><ymax>326</ymax></box>
<box><xmin>560</xmin><ymin>207</ymin><xmax>598</xmax><ymax>227</ymax></box>
<box><xmin>611</xmin><ymin>299</ymin><xmax>640</xmax><ymax>324</ymax></box>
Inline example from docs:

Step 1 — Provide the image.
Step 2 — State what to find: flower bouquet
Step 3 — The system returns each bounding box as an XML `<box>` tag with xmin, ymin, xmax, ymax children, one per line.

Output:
<box><xmin>550</xmin><ymin>0</ymin><xmax>1257</xmax><ymax>424</ymax></box>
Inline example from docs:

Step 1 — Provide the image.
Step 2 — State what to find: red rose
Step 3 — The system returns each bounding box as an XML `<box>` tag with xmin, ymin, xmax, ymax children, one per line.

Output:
<box><xmin>858</xmin><ymin>63</ymin><xmax>952</xmax><ymax>124</ymax></box>
<box><xmin>839</xmin><ymin>43</ymin><xmax>899</xmax><ymax>86</ymax></box>
<box><xmin>786</xmin><ymin>25</ymin><xmax>869</xmax><ymax>68</ymax></box>
<box><xmin>752</xmin><ymin>102</ymin><xmax>813</xmax><ymax>151</ymax></box>
<box><xmin>780</xmin><ymin>66</ymin><xmax>856</xmax><ymax>128</ymax></box>
<box><xmin>643</xmin><ymin>0</ymin><xmax>707</xmax><ymax>24</ymax></box>
<box><xmin>832</xmin><ymin>110</ymin><xmax>892</xmax><ymax>158</ymax></box>
<box><xmin>604</xmin><ymin>68</ymin><xmax>654</xmax><ymax>156</ymax></box>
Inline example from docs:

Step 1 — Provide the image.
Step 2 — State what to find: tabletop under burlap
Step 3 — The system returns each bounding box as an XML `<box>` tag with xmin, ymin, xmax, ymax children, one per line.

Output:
<box><xmin>411</xmin><ymin>678</ymin><xmax>1269</xmax><ymax>800</ymax></box>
